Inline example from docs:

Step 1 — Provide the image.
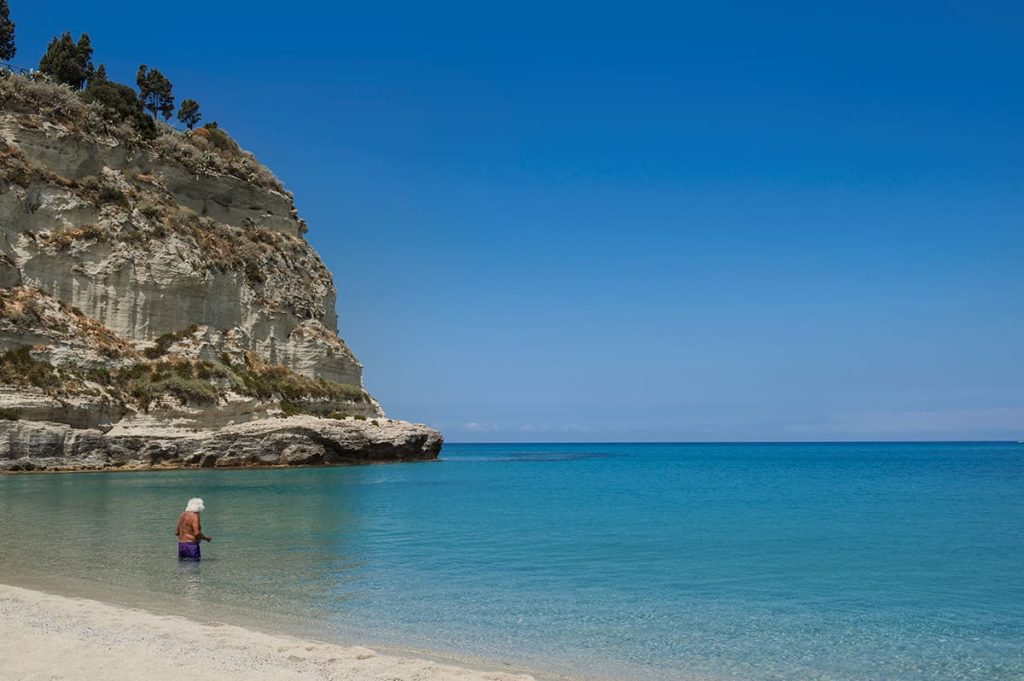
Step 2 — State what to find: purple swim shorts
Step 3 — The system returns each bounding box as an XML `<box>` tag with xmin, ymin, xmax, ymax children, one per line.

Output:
<box><xmin>178</xmin><ymin>542</ymin><xmax>201</xmax><ymax>561</ymax></box>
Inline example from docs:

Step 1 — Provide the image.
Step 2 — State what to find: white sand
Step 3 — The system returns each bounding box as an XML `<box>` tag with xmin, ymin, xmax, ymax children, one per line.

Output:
<box><xmin>0</xmin><ymin>583</ymin><xmax>536</xmax><ymax>681</ymax></box>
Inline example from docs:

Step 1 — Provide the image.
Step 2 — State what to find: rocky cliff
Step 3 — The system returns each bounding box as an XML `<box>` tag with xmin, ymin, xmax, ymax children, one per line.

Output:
<box><xmin>0</xmin><ymin>74</ymin><xmax>441</xmax><ymax>471</ymax></box>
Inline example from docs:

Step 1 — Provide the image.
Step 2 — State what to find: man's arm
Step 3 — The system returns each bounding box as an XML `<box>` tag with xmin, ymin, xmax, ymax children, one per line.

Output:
<box><xmin>195</xmin><ymin>516</ymin><xmax>212</xmax><ymax>542</ymax></box>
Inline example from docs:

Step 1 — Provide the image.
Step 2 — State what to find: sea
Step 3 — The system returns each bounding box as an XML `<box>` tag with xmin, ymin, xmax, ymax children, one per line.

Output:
<box><xmin>1</xmin><ymin>442</ymin><xmax>1021</xmax><ymax>680</ymax></box>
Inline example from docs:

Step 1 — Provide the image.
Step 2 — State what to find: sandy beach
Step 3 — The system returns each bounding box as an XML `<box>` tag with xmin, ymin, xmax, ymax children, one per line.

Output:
<box><xmin>0</xmin><ymin>583</ymin><xmax>535</xmax><ymax>681</ymax></box>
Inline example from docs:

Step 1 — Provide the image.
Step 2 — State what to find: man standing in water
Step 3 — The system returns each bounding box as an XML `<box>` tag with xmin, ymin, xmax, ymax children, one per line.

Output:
<box><xmin>176</xmin><ymin>498</ymin><xmax>212</xmax><ymax>561</ymax></box>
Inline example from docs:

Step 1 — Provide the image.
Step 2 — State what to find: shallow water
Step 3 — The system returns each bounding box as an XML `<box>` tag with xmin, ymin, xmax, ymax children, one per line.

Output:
<box><xmin>1</xmin><ymin>442</ymin><xmax>1022</xmax><ymax>680</ymax></box>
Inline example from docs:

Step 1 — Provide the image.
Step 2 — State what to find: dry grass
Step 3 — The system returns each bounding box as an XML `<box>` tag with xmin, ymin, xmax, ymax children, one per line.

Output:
<box><xmin>1</xmin><ymin>73</ymin><xmax>286</xmax><ymax>193</ymax></box>
<box><xmin>151</xmin><ymin>127</ymin><xmax>285</xmax><ymax>194</ymax></box>
<box><xmin>36</xmin><ymin>224</ymin><xmax>109</xmax><ymax>250</ymax></box>
<box><xmin>160</xmin><ymin>205</ymin><xmax>307</xmax><ymax>285</ymax></box>
<box><xmin>0</xmin><ymin>143</ymin><xmax>78</xmax><ymax>189</ymax></box>
<box><xmin>0</xmin><ymin>287</ymin><xmax>134</xmax><ymax>359</ymax></box>
<box><xmin>0</xmin><ymin>307</ymin><xmax>368</xmax><ymax>413</ymax></box>
<box><xmin>13</xmin><ymin>170</ymin><xmax>303</xmax><ymax>291</ymax></box>
<box><xmin>0</xmin><ymin>76</ymin><xmax>117</xmax><ymax>137</ymax></box>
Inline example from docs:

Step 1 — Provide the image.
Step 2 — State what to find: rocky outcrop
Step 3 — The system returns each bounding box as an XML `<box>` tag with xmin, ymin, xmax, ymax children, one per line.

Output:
<box><xmin>0</xmin><ymin>416</ymin><xmax>442</xmax><ymax>472</ymax></box>
<box><xmin>0</xmin><ymin>74</ymin><xmax>441</xmax><ymax>470</ymax></box>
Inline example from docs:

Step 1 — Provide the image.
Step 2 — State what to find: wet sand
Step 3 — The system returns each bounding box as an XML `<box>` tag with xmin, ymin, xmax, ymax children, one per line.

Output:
<box><xmin>0</xmin><ymin>583</ymin><xmax>535</xmax><ymax>681</ymax></box>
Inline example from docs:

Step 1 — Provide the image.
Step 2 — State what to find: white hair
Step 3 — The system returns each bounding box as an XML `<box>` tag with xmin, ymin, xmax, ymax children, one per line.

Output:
<box><xmin>185</xmin><ymin>498</ymin><xmax>205</xmax><ymax>513</ymax></box>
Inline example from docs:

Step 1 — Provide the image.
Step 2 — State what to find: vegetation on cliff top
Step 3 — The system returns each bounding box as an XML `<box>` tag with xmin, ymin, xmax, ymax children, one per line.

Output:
<box><xmin>0</xmin><ymin>73</ymin><xmax>284</xmax><ymax>192</ymax></box>
<box><xmin>135</xmin><ymin>64</ymin><xmax>174</xmax><ymax>122</ymax></box>
<box><xmin>0</xmin><ymin>0</ymin><xmax>283</xmax><ymax>193</ymax></box>
<box><xmin>177</xmin><ymin>99</ymin><xmax>201</xmax><ymax>130</ymax></box>
<box><xmin>38</xmin><ymin>31</ymin><xmax>93</xmax><ymax>90</ymax></box>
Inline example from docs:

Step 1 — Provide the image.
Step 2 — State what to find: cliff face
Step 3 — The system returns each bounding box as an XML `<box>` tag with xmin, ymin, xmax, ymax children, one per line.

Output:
<box><xmin>0</xmin><ymin>75</ymin><xmax>441</xmax><ymax>471</ymax></box>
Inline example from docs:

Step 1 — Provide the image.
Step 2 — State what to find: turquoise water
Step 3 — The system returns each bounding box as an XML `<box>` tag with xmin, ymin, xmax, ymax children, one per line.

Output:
<box><xmin>1</xmin><ymin>442</ymin><xmax>1022</xmax><ymax>680</ymax></box>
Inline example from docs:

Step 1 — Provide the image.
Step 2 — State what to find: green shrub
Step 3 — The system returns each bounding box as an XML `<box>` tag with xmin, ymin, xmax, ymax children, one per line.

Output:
<box><xmin>128</xmin><ymin>373</ymin><xmax>219</xmax><ymax>409</ymax></box>
<box><xmin>143</xmin><ymin>324</ymin><xmax>199</xmax><ymax>359</ymax></box>
<box><xmin>0</xmin><ymin>407</ymin><xmax>20</xmax><ymax>421</ymax></box>
<box><xmin>137</xmin><ymin>201</ymin><xmax>162</xmax><ymax>220</ymax></box>
<box><xmin>0</xmin><ymin>346</ymin><xmax>61</xmax><ymax>389</ymax></box>
<box><xmin>279</xmin><ymin>401</ymin><xmax>308</xmax><ymax>417</ymax></box>
<box><xmin>80</xmin><ymin>78</ymin><xmax>157</xmax><ymax>139</ymax></box>
<box><xmin>83</xmin><ymin>367</ymin><xmax>111</xmax><ymax>384</ymax></box>
<box><xmin>195</xmin><ymin>362</ymin><xmax>229</xmax><ymax>381</ymax></box>
<box><xmin>244</xmin><ymin>261</ymin><xmax>265</xmax><ymax>286</ymax></box>
<box><xmin>162</xmin><ymin>375</ymin><xmax>219</xmax><ymax>404</ymax></box>
<box><xmin>122</xmin><ymin>228</ymin><xmax>146</xmax><ymax>244</ymax></box>
<box><xmin>96</xmin><ymin>184</ymin><xmax>127</xmax><ymax>206</ymax></box>
<box><xmin>232</xmin><ymin>361</ymin><xmax>365</xmax><ymax>403</ymax></box>
<box><xmin>117</xmin><ymin>363</ymin><xmax>150</xmax><ymax>381</ymax></box>
<box><xmin>200</xmin><ymin>122</ymin><xmax>239</xmax><ymax>154</ymax></box>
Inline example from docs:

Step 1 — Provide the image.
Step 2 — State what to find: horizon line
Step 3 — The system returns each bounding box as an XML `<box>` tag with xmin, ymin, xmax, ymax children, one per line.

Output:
<box><xmin>441</xmin><ymin>439</ymin><xmax>1022</xmax><ymax>445</ymax></box>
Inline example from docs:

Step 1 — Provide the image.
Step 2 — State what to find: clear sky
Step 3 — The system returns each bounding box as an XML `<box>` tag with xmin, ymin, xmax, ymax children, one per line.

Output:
<box><xmin>9</xmin><ymin>1</ymin><xmax>1023</xmax><ymax>441</ymax></box>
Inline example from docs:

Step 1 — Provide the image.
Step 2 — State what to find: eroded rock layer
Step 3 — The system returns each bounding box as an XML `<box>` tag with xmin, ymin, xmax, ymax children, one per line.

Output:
<box><xmin>0</xmin><ymin>416</ymin><xmax>442</xmax><ymax>472</ymax></box>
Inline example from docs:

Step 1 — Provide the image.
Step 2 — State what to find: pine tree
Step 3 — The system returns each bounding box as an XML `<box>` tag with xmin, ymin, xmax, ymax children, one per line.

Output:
<box><xmin>156</xmin><ymin>74</ymin><xmax>174</xmax><ymax>121</ymax></box>
<box><xmin>135</xmin><ymin>64</ymin><xmax>148</xmax><ymax>102</ymax></box>
<box><xmin>177</xmin><ymin>98</ymin><xmax>201</xmax><ymax>130</ymax></box>
<box><xmin>76</xmin><ymin>33</ymin><xmax>93</xmax><ymax>76</ymax></box>
<box><xmin>39</xmin><ymin>33</ymin><xmax>75</xmax><ymax>85</ymax></box>
<box><xmin>93</xmin><ymin>63</ymin><xmax>107</xmax><ymax>82</ymax></box>
<box><xmin>136</xmin><ymin>65</ymin><xmax>174</xmax><ymax>121</ymax></box>
<box><xmin>0</xmin><ymin>0</ymin><xmax>15</xmax><ymax>62</ymax></box>
<box><xmin>38</xmin><ymin>32</ymin><xmax>93</xmax><ymax>89</ymax></box>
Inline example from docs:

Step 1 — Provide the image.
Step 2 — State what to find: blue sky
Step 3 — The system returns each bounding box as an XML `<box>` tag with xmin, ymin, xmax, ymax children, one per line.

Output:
<box><xmin>10</xmin><ymin>1</ymin><xmax>1023</xmax><ymax>441</ymax></box>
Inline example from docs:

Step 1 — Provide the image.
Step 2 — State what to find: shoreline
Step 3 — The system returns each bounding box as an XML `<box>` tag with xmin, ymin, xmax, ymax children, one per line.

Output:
<box><xmin>0</xmin><ymin>582</ymin><xmax>541</xmax><ymax>681</ymax></box>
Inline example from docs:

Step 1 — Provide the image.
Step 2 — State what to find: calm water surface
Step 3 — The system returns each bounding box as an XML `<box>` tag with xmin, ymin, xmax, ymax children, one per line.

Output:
<box><xmin>1</xmin><ymin>442</ymin><xmax>1022</xmax><ymax>680</ymax></box>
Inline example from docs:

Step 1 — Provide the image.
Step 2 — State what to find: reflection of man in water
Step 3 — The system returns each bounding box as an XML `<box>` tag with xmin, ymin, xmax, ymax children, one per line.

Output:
<box><xmin>176</xmin><ymin>497</ymin><xmax>212</xmax><ymax>561</ymax></box>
